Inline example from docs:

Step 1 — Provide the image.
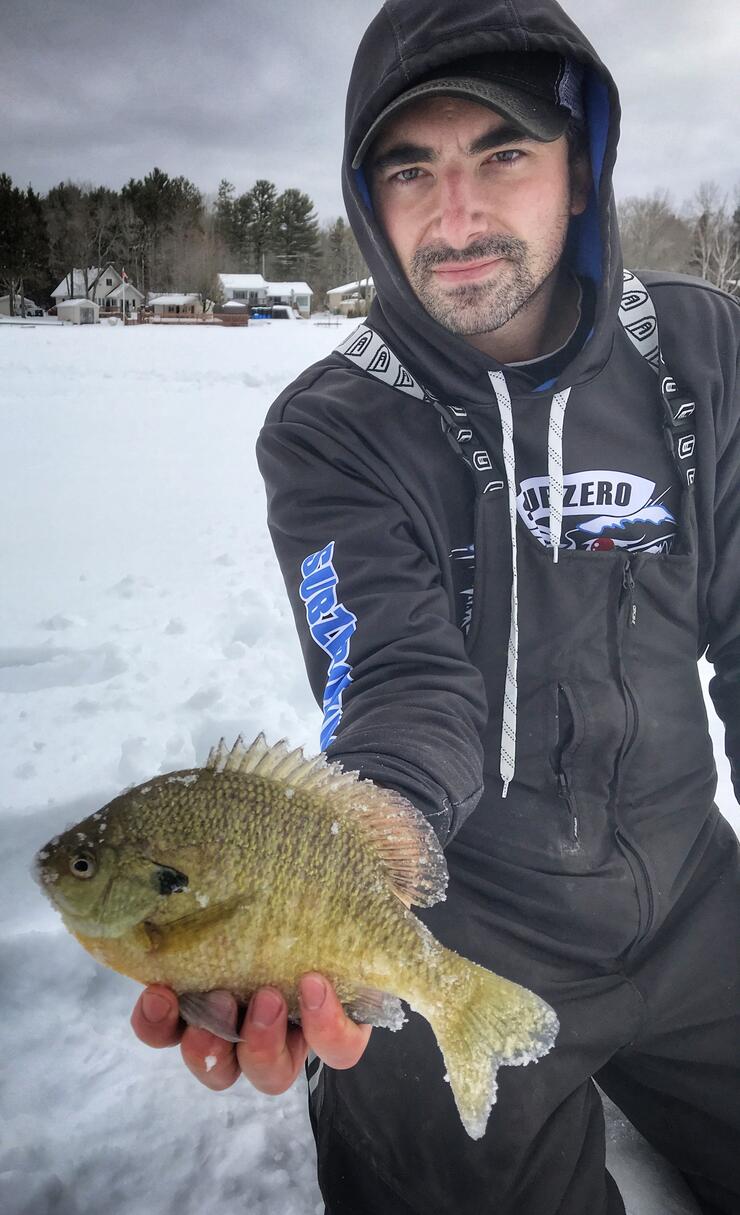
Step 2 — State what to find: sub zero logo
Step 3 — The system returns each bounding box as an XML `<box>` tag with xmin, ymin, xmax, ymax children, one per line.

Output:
<box><xmin>300</xmin><ymin>542</ymin><xmax>357</xmax><ymax>749</ymax></box>
<box><xmin>517</xmin><ymin>470</ymin><xmax>677</xmax><ymax>553</ymax></box>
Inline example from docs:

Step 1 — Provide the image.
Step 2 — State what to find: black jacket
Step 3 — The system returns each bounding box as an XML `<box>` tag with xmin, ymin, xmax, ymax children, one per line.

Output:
<box><xmin>256</xmin><ymin>0</ymin><xmax>740</xmax><ymax>939</ymax></box>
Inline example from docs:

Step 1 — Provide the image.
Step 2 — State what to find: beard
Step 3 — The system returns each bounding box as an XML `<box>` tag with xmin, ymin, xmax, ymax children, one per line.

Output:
<box><xmin>408</xmin><ymin>232</ymin><xmax>562</xmax><ymax>337</ymax></box>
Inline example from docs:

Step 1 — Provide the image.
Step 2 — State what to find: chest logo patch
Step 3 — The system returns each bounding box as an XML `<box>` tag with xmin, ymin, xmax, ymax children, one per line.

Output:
<box><xmin>517</xmin><ymin>470</ymin><xmax>676</xmax><ymax>553</ymax></box>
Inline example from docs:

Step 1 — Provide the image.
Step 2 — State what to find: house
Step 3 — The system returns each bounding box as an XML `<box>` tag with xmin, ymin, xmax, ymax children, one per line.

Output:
<box><xmin>0</xmin><ymin>294</ymin><xmax>43</xmax><ymax>317</ymax></box>
<box><xmin>264</xmin><ymin>281</ymin><xmax>313</xmax><ymax>318</ymax></box>
<box><xmin>51</xmin><ymin>264</ymin><xmax>144</xmax><ymax>316</ymax></box>
<box><xmin>218</xmin><ymin>274</ymin><xmax>268</xmax><ymax>306</ymax></box>
<box><xmin>147</xmin><ymin>293</ymin><xmax>207</xmax><ymax>317</ymax></box>
<box><xmin>326</xmin><ymin>276</ymin><xmax>375</xmax><ymax>316</ymax></box>
<box><xmin>56</xmin><ymin>298</ymin><xmax>100</xmax><ymax>325</ymax></box>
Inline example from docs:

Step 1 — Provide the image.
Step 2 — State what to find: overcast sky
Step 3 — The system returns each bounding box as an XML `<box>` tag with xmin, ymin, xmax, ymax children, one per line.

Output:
<box><xmin>2</xmin><ymin>0</ymin><xmax>738</xmax><ymax>222</ymax></box>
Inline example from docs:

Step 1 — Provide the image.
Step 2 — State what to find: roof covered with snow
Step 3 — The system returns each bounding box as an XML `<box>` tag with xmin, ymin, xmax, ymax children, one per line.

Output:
<box><xmin>265</xmin><ymin>281</ymin><xmax>313</xmax><ymax>297</ymax></box>
<box><xmin>148</xmin><ymin>293</ymin><xmax>201</xmax><ymax>306</ymax></box>
<box><xmin>107</xmin><ymin>281</ymin><xmax>144</xmax><ymax>300</ymax></box>
<box><xmin>51</xmin><ymin>264</ymin><xmax>126</xmax><ymax>299</ymax></box>
<box><xmin>56</xmin><ymin>297</ymin><xmax>99</xmax><ymax>308</ymax></box>
<box><xmin>218</xmin><ymin>274</ymin><xmax>267</xmax><ymax>290</ymax></box>
<box><xmin>326</xmin><ymin>276</ymin><xmax>374</xmax><ymax>295</ymax></box>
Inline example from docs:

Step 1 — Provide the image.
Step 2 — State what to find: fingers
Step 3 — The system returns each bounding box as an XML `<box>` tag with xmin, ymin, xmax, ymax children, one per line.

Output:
<box><xmin>130</xmin><ymin>985</ymin><xmax>183</xmax><ymax>1048</ymax></box>
<box><xmin>236</xmin><ymin>987</ymin><xmax>308</xmax><ymax>1096</ymax></box>
<box><xmin>298</xmin><ymin>974</ymin><xmax>372</xmax><ymax>1070</ymax></box>
<box><xmin>179</xmin><ymin>991</ymin><xmax>241</xmax><ymax>1092</ymax></box>
<box><xmin>131</xmin><ymin>976</ymin><xmax>373</xmax><ymax>1100</ymax></box>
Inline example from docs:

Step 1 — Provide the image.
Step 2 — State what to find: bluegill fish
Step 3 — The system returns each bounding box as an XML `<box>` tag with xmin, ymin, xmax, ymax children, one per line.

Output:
<box><xmin>34</xmin><ymin>734</ymin><xmax>558</xmax><ymax>1138</ymax></box>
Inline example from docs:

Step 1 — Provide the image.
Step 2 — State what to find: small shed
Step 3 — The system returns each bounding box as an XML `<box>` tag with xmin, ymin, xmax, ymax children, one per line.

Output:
<box><xmin>215</xmin><ymin>300</ymin><xmax>249</xmax><ymax>327</ymax></box>
<box><xmin>56</xmin><ymin>298</ymin><xmax>100</xmax><ymax>325</ymax></box>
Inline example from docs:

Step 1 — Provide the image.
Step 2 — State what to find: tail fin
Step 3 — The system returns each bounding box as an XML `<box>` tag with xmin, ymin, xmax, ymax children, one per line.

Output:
<box><xmin>426</xmin><ymin>952</ymin><xmax>558</xmax><ymax>1139</ymax></box>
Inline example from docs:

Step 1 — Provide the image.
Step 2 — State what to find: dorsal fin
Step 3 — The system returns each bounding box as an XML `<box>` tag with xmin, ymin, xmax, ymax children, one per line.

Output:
<box><xmin>203</xmin><ymin>734</ymin><xmax>448</xmax><ymax>908</ymax></box>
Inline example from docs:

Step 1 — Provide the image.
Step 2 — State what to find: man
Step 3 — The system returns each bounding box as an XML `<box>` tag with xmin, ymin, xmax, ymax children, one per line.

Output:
<box><xmin>133</xmin><ymin>1</ymin><xmax>740</xmax><ymax>1211</ymax></box>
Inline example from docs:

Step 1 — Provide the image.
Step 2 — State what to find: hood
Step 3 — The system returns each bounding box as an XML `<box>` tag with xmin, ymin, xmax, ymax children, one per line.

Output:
<box><xmin>341</xmin><ymin>0</ymin><xmax>623</xmax><ymax>404</ymax></box>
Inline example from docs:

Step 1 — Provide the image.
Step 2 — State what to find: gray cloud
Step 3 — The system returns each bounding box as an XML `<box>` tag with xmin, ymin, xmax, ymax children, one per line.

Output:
<box><xmin>3</xmin><ymin>0</ymin><xmax>738</xmax><ymax>220</ymax></box>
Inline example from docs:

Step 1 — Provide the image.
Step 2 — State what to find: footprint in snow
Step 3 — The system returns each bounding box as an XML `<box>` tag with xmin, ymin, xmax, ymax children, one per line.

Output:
<box><xmin>0</xmin><ymin>644</ymin><xmax>127</xmax><ymax>693</ymax></box>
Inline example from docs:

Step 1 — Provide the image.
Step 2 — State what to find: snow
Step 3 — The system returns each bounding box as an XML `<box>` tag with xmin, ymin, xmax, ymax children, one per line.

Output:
<box><xmin>218</xmin><ymin>273</ymin><xmax>267</xmax><ymax>291</ymax></box>
<box><xmin>326</xmin><ymin>275</ymin><xmax>375</xmax><ymax>296</ymax></box>
<box><xmin>1</xmin><ymin>319</ymin><xmax>734</xmax><ymax>1215</ymax></box>
<box><xmin>266</xmin><ymin>282</ymin><xmax>313</xmax><ymax>298</ymax></box>
<box><xmin>148</xmin><ymin>293</ymin><xmax>201</xmax><ymax>307</ymax></box>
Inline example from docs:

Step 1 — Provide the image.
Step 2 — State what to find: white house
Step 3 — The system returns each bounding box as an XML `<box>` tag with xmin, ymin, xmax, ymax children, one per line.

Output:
<box><xmin>56</xmin><ymin>298</ymin><xmax>100</xmax><ymax>325</ymax></box>
<box><xmin>326</xmin><ymin>276</ymin><xmax>375</xmax><ymax>316</ymax></box>
<box><xmin>51</xmin><ymin>265</ymin><xmax>144</xmax><ymax>315</ymax></box>
<box><xmin>147</xmin><ymin>293</ymin><xmax>207</xmax><ymax>317</ymax></box>
<box><xmin>218</xmin><ymin>274</ymin><xmax>268</xmax><ymax>305</ymax></box>
<box><xmin>265</xmin><ymin>281</ymin><xmax>313</xmax><ymax>318</ymax></box>
<box><xmin>0</xmin><ymin>294</ymin><xmax>43</xmax><ymax>316</ymax></box>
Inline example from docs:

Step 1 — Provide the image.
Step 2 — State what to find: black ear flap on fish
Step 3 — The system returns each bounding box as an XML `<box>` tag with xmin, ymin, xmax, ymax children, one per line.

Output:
<box><xmin>153</xmin><ymin>865</ymin><xmax>189</xmax><ymax>895</ymax></box>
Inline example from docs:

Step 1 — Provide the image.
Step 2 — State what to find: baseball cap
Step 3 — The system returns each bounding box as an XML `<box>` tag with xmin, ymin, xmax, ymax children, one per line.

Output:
<box><xmin>352</xmin><ymin>50</ymin><xmax>584</xmax><ymax>170</ymax></box>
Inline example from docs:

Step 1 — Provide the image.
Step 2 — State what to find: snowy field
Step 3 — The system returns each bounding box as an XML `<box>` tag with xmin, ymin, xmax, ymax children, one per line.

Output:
<box><xmin>1</xmin><ymin>317</ymin><xmax>734</xmax><ymax>1215</ymax></box>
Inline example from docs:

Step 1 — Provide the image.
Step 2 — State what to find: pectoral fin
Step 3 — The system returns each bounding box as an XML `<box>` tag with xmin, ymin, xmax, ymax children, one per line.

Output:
<box><xmin>143</xmin><ymin>894</ymin><xmax>245</xmax><ymax>954</ymax></box>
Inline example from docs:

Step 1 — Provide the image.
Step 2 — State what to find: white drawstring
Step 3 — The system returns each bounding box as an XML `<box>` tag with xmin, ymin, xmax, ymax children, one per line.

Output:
<box><xmin>489</xmin><ymin>371</ymin><xmax>518</xmax><ymax>798</ymax></box>
<box><xmin>547</xmin><ymin>388</ymin><xmax>572</xmax><ymax>562</ymax></box>
<box><xmin>489</xmin><ymin>374</ymin><xmax>573</xmax><ymax>796</ymax></box>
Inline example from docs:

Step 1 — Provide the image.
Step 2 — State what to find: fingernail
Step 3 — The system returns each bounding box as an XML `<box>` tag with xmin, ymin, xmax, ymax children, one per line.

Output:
<box><xmin>250</xmin><ymin>990</ymin><xmax>282</xmax><ymax>1028</ymax></box>
<box><xmin>141</xmin><ymin>992</ymin><xmax>171</xmax><ymax>1024</ymax></box>
<box><xmin>300</xmin><ymin>975</ymin><xmax>326</xmax><ymax>1012</ymax></box>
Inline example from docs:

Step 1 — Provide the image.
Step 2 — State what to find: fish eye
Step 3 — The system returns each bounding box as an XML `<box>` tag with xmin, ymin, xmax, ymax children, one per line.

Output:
<box><xmin>70</xmin><ymin>853</ymin><xmax>97</xmax><ymax>880</ymax></box>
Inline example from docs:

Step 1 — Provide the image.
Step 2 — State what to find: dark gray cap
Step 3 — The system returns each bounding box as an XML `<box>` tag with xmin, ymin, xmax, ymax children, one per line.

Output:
<box><xmin>352</xmin><ymin>51</ymin><xmax>584</xmax><ymax>170</ymax></box>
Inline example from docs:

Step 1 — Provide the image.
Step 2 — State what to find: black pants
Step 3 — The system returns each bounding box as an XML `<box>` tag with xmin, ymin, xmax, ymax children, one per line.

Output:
<box><xmin>308</xmin><ymin>811</ymin><xmax>740</xmax><ymax>1215</ymax></box>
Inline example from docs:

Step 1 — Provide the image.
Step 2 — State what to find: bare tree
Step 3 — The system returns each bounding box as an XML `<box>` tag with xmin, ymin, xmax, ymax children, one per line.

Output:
<box><xmin>617</xmin><ymin>191</ymin><xmax>692</xmax><ymax>274</ymax></box>
<box><xmin>688</xmin><ymin>182</ymin><xmax>740</xmax><ymax>294</ymax></box>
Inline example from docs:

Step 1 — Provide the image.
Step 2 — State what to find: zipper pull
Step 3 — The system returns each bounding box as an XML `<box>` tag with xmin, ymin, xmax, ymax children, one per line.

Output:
<box><xmin>557</xmin><ymin>771</ymin><xmax>579</xmax><ymax>842</ymax></box>
<box><xmin>622</xmin><ymin>560</ymin><xmax>638</xmax><ymax>627</ymax></box>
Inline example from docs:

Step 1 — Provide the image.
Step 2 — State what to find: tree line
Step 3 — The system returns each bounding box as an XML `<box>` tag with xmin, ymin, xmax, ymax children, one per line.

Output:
<box><xmin>1</xmin><ymin>168</ymin><xmax>737</xmax><ymax>317</ymax></box>
<box><xmin>0</xmin><ymin>168</ymin><xmax>369</xmax><ymax>316</ymax></box>
<box><xmin>618</xmin><ymin>184</ymin><xmax>740</xmax><ymax>295</ymax></box>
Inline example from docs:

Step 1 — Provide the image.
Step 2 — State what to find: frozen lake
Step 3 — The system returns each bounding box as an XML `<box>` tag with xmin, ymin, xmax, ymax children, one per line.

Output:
<box><xmin>2</xmin><ymin>317</ymin><xmax>731</xmax><ymax>1214</ymax></box>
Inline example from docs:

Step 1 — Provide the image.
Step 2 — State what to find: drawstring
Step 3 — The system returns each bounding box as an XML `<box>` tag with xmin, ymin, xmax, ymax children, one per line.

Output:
<box><xmin>489</xmin><ymin>373</ymin><xmax>572</xmax><ymax>796</ymax></box>
<box><xmin>547</xmin><ymin>388</ymin><xmax>572</xmax><ymax>562</ymax></box>
<box><xmin>489</xmin><ymin>371</ymin><xmax>518</xmax><ymax>798</ymax></box>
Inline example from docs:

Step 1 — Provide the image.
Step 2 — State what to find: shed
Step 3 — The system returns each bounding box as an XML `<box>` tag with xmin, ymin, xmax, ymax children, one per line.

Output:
<box><xmin>215</xmin><ymin>300</ymin><xmax>249</xmax><ymax>327</ymax></box>
<box><xmin>56</xmin><ymin>298</ymin><xmax>100</xmax><ymax>325</ymax></box>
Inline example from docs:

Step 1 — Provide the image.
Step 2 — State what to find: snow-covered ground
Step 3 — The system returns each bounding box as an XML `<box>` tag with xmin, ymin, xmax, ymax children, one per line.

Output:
<box><xmin>1</xmin><ymin>318</ymin><xmax>734</xmax><ymax>1215</ymax></box>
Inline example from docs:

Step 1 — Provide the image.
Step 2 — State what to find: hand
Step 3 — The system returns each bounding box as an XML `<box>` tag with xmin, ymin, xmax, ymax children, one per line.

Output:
<box><xmin>130</xmin><ymin>974</ymin><xmax>372</xmax><ymax>1094</ymax></box>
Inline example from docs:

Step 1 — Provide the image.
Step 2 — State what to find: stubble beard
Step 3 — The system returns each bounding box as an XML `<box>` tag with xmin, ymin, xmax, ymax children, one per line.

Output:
<box><xmin>408</xmin><ymin>232</ymin><xmax>564</xmax><ymax>337</ymax></box>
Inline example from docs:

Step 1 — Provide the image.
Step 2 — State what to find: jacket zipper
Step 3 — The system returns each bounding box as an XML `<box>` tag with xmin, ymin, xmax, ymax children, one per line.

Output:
<box><xmin>554</xmin><ymin>682</ymin><xmax>580</xmax><ymax>846</ymax></box>
<box><xmin>614</xmin><ymin>557</ymin><xmax>654</xmax><ymax>938</ymax></box>
<box><xmin>557</xmin><ymin>769</ymin><xmax>580</xmax><ymax>845</ymax></box>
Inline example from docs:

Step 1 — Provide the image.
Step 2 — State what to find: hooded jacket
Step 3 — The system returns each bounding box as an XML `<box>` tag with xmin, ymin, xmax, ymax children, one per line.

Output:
<box><xmin>257</xmin><ymin>0</ymin><xmax>740</xmax><ymax>949</ymax></box>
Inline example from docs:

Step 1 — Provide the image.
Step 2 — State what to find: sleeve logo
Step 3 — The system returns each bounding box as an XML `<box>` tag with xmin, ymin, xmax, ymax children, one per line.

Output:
<box><xmin>300</xmin><ymin>542</ymin><xmax>357</xmax><ymax>750</ymax></box>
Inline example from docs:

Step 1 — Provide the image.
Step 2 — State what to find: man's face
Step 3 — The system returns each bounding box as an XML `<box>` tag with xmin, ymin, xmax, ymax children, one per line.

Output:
<box><xmin>369</xmin><ymin>97</ymin><xmax>589</xmax><ymax>336</ymax></box>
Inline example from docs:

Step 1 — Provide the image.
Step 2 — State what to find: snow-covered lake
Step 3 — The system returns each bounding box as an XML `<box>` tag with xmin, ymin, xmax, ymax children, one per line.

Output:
<box><xmin>1</xmin><ymin>317</ymin><xmax>733</xmax><ymax>1215</ymax></box>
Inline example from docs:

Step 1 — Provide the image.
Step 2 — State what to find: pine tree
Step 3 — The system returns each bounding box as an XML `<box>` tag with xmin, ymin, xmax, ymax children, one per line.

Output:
<box><xmin>245</xmin><ymin>179</ymin><xmax>277</xmax><ymax>276</ymax></box>
<box><xmin>271</xmin><ymin>188</ymin><xmax>320</xmax><ymax>281</ymax></box>
<box><xmin>0</xmin><ymin>175</ymin><xmax>49</xmax><ymax>314</ymax></box>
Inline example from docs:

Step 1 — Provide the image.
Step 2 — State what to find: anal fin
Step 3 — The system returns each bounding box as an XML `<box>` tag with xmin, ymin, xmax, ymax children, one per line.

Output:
<box><xmin>344</xmin><ymin>985</ymin><xmax>406</xmax><ymax>1031</ymax></box>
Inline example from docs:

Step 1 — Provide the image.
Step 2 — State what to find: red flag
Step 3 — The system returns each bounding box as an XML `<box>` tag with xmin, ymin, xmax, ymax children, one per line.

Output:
<box><xmin>121</xmin><ymin>267</ymin><xmax>128</xmax><ymax>282</ymax></box>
